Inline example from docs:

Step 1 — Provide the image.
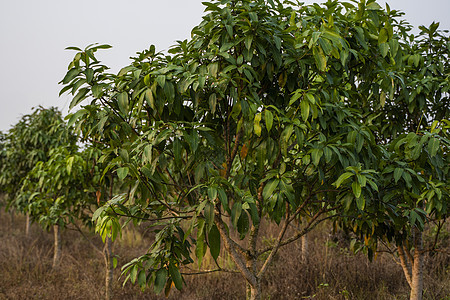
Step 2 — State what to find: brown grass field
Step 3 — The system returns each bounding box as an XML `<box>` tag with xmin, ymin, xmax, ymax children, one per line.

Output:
<box><xmin>0</xmin><ymin>210</ymin><xmax>448</xmax><ymax>300</ymax></box>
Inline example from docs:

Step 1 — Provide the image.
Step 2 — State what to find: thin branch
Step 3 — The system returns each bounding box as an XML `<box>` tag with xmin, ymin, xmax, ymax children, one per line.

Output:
<box><xmin>257</xmin><ymin>208</ymin><xmax>332</xmax><ymax>257</ymax></box>
<box><xmin>216</xmin><ymin>217</ymin><xmax>256</xmax><ymax>287</ymax></box>
<box><xmin>257</xmin><ymin>202</ymin><xmax>291</xmax><ymax>279</ymax></box>
<box><xmin>181</xmin><ymin>267</ymin><xmax>239</xmax><ymax>276</ymax></box>
<box><xmin>72</xmin><ymin>222</ymin><xmax>103</xmax><ymax>256</ymax></box>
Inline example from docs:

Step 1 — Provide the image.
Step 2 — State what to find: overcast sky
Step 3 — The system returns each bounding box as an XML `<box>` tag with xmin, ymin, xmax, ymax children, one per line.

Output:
<box><xmin>1</xmin><ymin>0</ymin><xmax>449</xmax><ymax>132</ymax></box>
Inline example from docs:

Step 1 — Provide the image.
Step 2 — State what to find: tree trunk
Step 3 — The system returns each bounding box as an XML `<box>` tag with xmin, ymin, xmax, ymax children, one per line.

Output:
<box><xmin>103</xmin><ymin>237</ymin><xmax>114</xmax><ymax>300</ymax></box>
<box><xmin>248</xmin><ymin>281</ymin><xmax>261</xmax><ymax>300</ymax></box>
<box><xmin>52</xmin><ymin>224</ymin><xmax>61</xmax><ymax>268</ymax></box>
<box><xmin>301</xmin><ymin>234</ymin><xmax>308</xmax><ymax>263</ymax></box>
<box><xmin>410</xmin><ymin>230</ymin><xmax>424</xmax><ymax>300</ymax></box>
<box><xmin>25</xmin><ymin>212</ymin><xmax>31</xmax><ymax>236</ymax></box>
<box><xmin>397</xmin><ymin>244</ymin><xmax>412</xmax><ymax>288</ymax></box>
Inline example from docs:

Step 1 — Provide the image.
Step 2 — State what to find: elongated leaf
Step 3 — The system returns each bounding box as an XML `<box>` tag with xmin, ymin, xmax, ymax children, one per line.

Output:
<box><xmin>334</xmin><ymin>172</ymin><xmax>354</xmax><ymax>187</ymax></box>
<box><xmin>265</xmin><ymin>110</ymin><xmax>273</xmax><ymax>132</ymax></box>
<box><xmin>118</xmin><ymin>92</ymin><xmax>129</xmax><ymax>115</ymax></box>
<box><xmin>169</xmin><ymin>263</ymin><xmax>183</xmax><ymax>290</ymax></box>
<box><xmin>263</xmin><ymin>179</ymin><xmax>279</xmax><ymax>200</ymax></box>
<box><xmin>209</xmin><ymin>93</ymin><xmax>217</xmax><ymax>114</ymax></box>
<box><xmin>254</xmin><ymin>113</ymin><xmax>262</xmax><ymax>137</ymax></box>
<box><xmin>394</xmin><ymin>168</ymin><xmax>403</xmax><ymax>183</ymax></box>
<box><xmin>204</xmin><ymin>202</ymin><xmax>215</xmax><ymax>230</ymax></box>
<box><xmin>301</xmin><ymin>100</ymin><xmax>310</xmax><ymax>122</ymax></box>
<box><xmin>352</xmin><ymin>181</ymin><xmax>362</xmax><ymax>198</ymax></box>
<box><xmin>154</xmin><ymin>268</ymin><xmax>167</xmax><ymax>294</ymax></box>
<box><xmin>313</xmin><ymin>46</ymin><xmax>327</xmax><ymax>71</ymax></box>
<box><xmin>208</xmin><ymin>224</ymin><xmax>221</xmax><ymax>260</ymax></box>
<box><xmin>427</xmin><ymin>137</ymin><xmax>440</xmax><ymax>157</ymax></box>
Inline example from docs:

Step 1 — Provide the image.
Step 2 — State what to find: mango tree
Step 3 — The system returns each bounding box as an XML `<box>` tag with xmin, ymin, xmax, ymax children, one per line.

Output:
<box><xmin>19</xmin><ymin>146</ymin><xmax>88</xmax><ymax>267</ymax></box>
<box><xmin>60</xmin><ymin>0</ymin><xmax>420</xmax><ymax>299</ymax></box>
<box><xmin>334</xmin><ymin>21</ymin><xmax>449</xmax><ymax>300</ymax></box>
<box><xmin>0</xmin><ymin>106</ymin><xmax>77</xmax><ymax>235</ymax></box>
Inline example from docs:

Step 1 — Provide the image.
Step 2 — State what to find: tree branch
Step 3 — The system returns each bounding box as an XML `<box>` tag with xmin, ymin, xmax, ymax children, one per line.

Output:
<box><xmin>216</xmin><ymin>217</ymin><xmax>256</xmax><ymax>287</ymax></box>
<box><xmin>258</xmin><ymin>202</ymin><xmax>291</xmax><ymax>279</ymax></box>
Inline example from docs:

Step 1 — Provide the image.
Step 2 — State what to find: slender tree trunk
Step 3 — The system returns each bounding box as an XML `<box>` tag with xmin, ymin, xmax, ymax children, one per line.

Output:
<box><xmin>397</xmin><ymin>244</ymin><xmax>413</xmax><ymax>288</ymax></box>
<box><xmin>103</xmin><ymin>236</ymin><xmax>114</xmax><ymax>300</ymax></box>
<box><xmin>25</xmin><ymin>212</ymin><xmax>31</xmax><ymax>236</ymax></box>
<box><xmin>301</xmin><ymin>233</ymin><xmax>308</xmax><ymax>263</ymax></box>
<box><xmin>249</xmin><ymin>281</ymin><xmax>261</xmax><ymax>300</ymax></box>
<box><xmin>410</xmin><ymin>230</ymin><xmax>424</xmax><ymax>300</ymax></box>
<box><xmin>52</xmin><ymin>224</ymin><xmax>61</xmax><ymax>268</ymax></box>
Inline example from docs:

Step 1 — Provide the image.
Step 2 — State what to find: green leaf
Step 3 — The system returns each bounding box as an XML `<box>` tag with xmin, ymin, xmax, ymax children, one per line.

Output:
<box><xmin>66</xmin><ymin>156</ymin><xmax>74</xmax><ymax>175</ymax></box>
<box><xmin>366</xmin><ymin>2</ymin><xmax>382</xmax><ymax>10</ymax></box>
<box><xmin>208</xmin><ymin>224</ymin><xmax>221</xmax><ymax>260</ymax></box>
<box><xmin>168</xmin><ymin>136</ymin><xmax>179</xmax><ymax>164</ymax></box>
<box><xmin>62</xmin><ymin>68</ymin><xmax>80</xmax><ymax>84</ymax></box>
<box><xmin>145</xmin><ymin>89</ymin><xmax>155</xmax><ymax>109</ymax></box>
<box><xmin>154</xmin><ymin>268</ymin><xmax>168</xmax><ymax>294</ymax></box>
<box><xmin>263</xmin><ymin>179</ymin><xmax>279</xmax><ymax>200</ymax></box>
<box><xmin>355</xmin><ymin>195</ymin><xmax>365</xmax><ymax>210</ymax></box>
<box><xmin>218</xmin><ymin>188</ymin><xmax>228</xmax><ymax>211</ymax></box>
<box><xmin>156</xmin><ymin>75</ymin><xmax>166</xmax><ymax>88</ymax></box>
<box><xmin>118</xmin><ymin>92</ymin><xmax>129</xmax><ymax>115</ymax></box>
<box><xmin>378</xmin><ymin>28</ymin><xmax>388</xmax><ymax>45</ymax></box>
<box><xmin>245</xmin><ymin>35</ymin><xmax>253</xmax><ymax>50</ymax></box>
<box><xmin>311</xmin><ymin>148</ymin><xmax>323</xmax><ymax>166</ymax></box>
<box><xmin>379</xmin><ymin>43</ymin><xmax>389</xmax><ymax>58</ymax></box>
<box><xmin>254</xmin><ymin>113</ymin><xmax>262</xmax><ymax>137</ymax></box>
<box><xmin>265</xmin><ymin>110</ymin><xmax>273</xmax><ymax>132</ymax></box>
<box><xmin>334</xmin><ymin>172</ymin><xmax>354</xmax><ymax>187</ymax></box>
<box><xmin>237</xmin><ymin>211</ymin><xmax>249</xmax><ymax>239</ymax></box>
<box><xmin>69</xmin><ymin>88</ymin><xmax>89</xmax><ymax>109</ymax></box>
<box><xmin>231</xmin><ymin>201</ymin><xmax>242</xmax><ymax>228</ymax></box>
<box><xmin>117</xmin><ymin>167</ymin><xmax>129</xmax><ymax>181</ymax></box>
<box><xmin>313</xmin><ymin>46</ymin><xmax>327</xmax><ymax>71</ymax></box>
<box><xmin>352</xmin><ymin>181</ymin><xmax>362</xmax><ymax>198</ymax></box>
<box><xmin>196</xmin><ymin>218</ymin><xmax>206</xmax><ymax>267</ymax></box>
<box><xmin>323</xmin><ymin>147</ymin><xmax>332</xmax><ymax>163</ymax></box>
<box><xmin>209</xmin><ymin>93</ymin><xmax>217</xmax><ymax>114</ymax></box>
<box><xmin>169</xmin><ymin>263</ymin><xmax>183</xmax><ymax>290</ymax></box>
<box><xmin>301</xmin><ymin>100</ymin><xmax>310</xmax><ymax>122</ymax></box>
<box><xmin>204</xmin><ymin>202</ymin><xmax>215</xmax><ymax>230</ymax></box>
<box><xmin>427</xmin><ymin>137</ymin><xmax>440</xmax><ymax>157</ymax></box>
<box><xmin>394</xmin><ymin>168</ymin><xmax>403</xmax><ymax>183</ymax></box>
<box><xmin>138</xmin><ymin>270</ymin><xmax>147</xmax><ymax>289</ymax></box>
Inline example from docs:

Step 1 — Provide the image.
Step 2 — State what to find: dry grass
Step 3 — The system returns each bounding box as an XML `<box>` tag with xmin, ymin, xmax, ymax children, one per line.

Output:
<box><xmin>0</xmin><ymin>210</ymin><xmax>448</xmax><ymax>300</ymax></box>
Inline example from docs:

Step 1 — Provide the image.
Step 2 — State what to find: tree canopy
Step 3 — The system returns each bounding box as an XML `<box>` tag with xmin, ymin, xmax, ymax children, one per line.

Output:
<box><xmin>60</xmin><ymin>0</ymin><xmax>449</xmax><ymax>299</ymax></box>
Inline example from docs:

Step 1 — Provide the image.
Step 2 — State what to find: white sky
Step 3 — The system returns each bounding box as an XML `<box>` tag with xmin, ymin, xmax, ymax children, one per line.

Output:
<box><xmin>1</xmin><ymin>0</ymin><xmax>449</xmax><ymax>132</ymax></box>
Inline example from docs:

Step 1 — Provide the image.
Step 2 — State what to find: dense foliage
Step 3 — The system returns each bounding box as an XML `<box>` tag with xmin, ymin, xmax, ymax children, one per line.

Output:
<box><xmin>0</xmin><ymin>1</ymin><xmax>447</xmax><ymax>300</ymax></box>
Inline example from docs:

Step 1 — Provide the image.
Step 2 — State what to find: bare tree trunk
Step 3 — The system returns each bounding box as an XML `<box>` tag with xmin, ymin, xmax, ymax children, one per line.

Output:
<box><xmin>410</xmin><ymin>230</ymin><xmax>424</xmax><ymax>300</ymax></box>
<box><xmin>301</xmin><ymin>233</ymin><xmax>308</xmax><ymax>263</ymax></box>
<box><xmin>249</xmin><ymin>281</ymin><xmax>261</xmax><ymax>300</ymax></box>
<box><xmin>25</xmin><ymin>212</ymin><xmax>31</xmax><ymax>236</ymax></box>
<box><xmin>397</xmin><ymin>244</ymin><xmax>413</xmax><ymax>288</ymax></box>
<box><xmin>52</xmin><ymin>224</ymin><xmax>61</xmax><ymax>268</ymax></box>
<box><xmin>103</xmin><ymin>236</ymin><xmax>114</xmax><ymax>300</ymax></box>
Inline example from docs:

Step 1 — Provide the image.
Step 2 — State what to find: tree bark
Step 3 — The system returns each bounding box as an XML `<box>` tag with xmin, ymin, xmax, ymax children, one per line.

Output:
<box><xmin>52</xmin><ymin>224</ymin><xmax>61</xmax><ymax>268</ymax></box>
<box><xmin>25</xmin><ymin>212</ymin><xmax>31</xmax><ymax>236</ymax></box>
<box><xmin>301</xmin><ymin>233</ymin><xmax>308</xmax><ymax>263</ymax></box>
<box><xmin>410</xmin><ymin>230</ymin><xmax>424</xmax><ymax>300</ymax></box>
<box><xmin>397</xmin><ymin>244</ymin><xmax>412</xmax><ymax>288</ymax></box>
<box><xmin>103</xmin><ymin>237</ymin><xmax>114</xmax><ymax>300</ymax></box>
<box><xmin>248</xmin><ymin>281</ymin><xmax>261</xmax><ymax>300</ymax></box>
